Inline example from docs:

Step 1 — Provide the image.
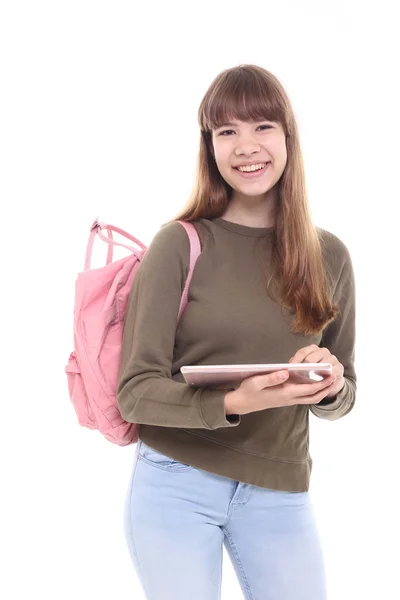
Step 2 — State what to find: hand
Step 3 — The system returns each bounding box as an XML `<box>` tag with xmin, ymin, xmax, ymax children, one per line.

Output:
<box><xmin>288</xmin><ymin>344</ymin><xmax>345</xmax><ymax>398</ymax></box>
<box><xmin>224</xmin><ymin>369</ymin><xmax>338</xmax><ymax>416</ymax></box>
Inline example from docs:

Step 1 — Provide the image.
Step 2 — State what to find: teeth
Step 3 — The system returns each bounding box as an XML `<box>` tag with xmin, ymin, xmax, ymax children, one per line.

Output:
<box><xmin>237</xmin><ymin>163</ymin><xmax>266</xmax><ymax>172</ymax></box>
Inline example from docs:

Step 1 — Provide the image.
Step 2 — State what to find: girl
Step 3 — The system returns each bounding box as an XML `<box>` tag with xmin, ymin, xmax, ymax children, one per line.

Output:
<box><xmin>117</xmin><ymin>64</ymin><xmax>356</xmax><ymax>600</ymax></box>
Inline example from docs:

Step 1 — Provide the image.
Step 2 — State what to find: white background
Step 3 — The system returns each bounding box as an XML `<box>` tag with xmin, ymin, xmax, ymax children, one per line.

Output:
<box><xmin>1</xmin><ymin>1</ymin><xmax>399</xmax><ymax>599</ymax></box>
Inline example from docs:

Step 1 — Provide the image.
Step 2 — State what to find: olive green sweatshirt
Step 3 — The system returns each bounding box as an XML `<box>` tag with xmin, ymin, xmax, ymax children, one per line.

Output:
<box><xmin>117</xmin><ymin>217</ymin><xmax>356</xmax><ymax>492</ymax></box>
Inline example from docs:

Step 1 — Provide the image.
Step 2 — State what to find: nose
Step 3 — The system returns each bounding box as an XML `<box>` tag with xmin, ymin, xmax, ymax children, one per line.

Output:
<box><xmin>234</xmin><ymin>135</ymin><xmax>261</xmax><ymax>156</ymax></box>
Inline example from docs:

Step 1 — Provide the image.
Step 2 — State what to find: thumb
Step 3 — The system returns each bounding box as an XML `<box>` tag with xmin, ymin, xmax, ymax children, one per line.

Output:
<box><xmin>251</xmin><ymin>369</ymin><xmax>289</xmax><ymax>389</ymax></box>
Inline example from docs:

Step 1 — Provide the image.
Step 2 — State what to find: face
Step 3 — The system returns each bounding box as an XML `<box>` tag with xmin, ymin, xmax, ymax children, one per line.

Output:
<box><xmin>211</xmin><ymin>119</ymin><xmax>287</xmax><ymax>202</ymax></box>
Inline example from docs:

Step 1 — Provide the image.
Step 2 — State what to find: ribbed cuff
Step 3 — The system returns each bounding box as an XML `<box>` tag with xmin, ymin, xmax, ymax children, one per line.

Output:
<box><xmin>310</xmin><ymin>378</ymin><xmax>352</xmax><ymax>421</ymax></box>
<box><xmin>199</xmin><ymin>389</ymin><xmax>242</xmax><ymax>429</ymax></box>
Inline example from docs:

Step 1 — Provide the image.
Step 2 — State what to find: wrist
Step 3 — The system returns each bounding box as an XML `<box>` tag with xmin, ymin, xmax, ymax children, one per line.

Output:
<box><xmin>224</xmin><ymin>389</ymin><xmax>243</xmax><ymax>416</ymax></box>
<box><xmin>325</xmin><ymin>377</ymin><xmax>346</xmax><ymax>398</ymax></box>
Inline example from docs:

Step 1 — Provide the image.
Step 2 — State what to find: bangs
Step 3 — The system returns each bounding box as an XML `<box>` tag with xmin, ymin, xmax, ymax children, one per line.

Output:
<box><xmin>201</xmin><ymin>68</ymin><xmax>286</xmax><ymax>131</ymax></box>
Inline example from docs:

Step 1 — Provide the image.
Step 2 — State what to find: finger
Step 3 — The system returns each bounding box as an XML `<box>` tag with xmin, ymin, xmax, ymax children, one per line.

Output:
<box><xmin>289</xmin><ymin>347</ymin><xmax>332</xmax><ymax>365</ymax></box>
<box><xmin>307</xmin><ymin>349</ymin><xmax>334</xmax><ymax>364</ymax></box>
<box><xmin>292</xmin><ymin>351</ymin><xmax>326</xmax><ymax>364</ymax></box>
<box><xmin>297</xmin><ymin>380</ymin><xmax>337</xmax><ymax>405</ymax></box>
<box><xmin>287</xmin><ymin>375</ymin><xmax>336</xmax><ymax>398</ymax></box>
<box><xmin>288</xmin><ymin>344</ymin><xmax>321</xmax><ymax>364</ymax></box>
<box><xmin>297</xmin><ymin>352</ymin><xmax>341</xmax><ymax>379</ymax></box>
<box><xmin>251</xmin><ymin>369</ymin><xmax>289</xmax><ymax>389</ymax></box>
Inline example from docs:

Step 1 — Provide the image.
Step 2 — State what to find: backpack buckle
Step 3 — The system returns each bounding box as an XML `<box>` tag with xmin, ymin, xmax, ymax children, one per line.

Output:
<box><xmin>90</xmin><ymin>218</ymin><xmax>102</xmax><ymax>231</ymax></box>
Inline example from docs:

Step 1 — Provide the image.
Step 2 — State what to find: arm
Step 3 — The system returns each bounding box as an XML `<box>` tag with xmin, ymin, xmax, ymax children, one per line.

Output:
<box><xmin>116</xmin><ymin>222</ymin><xmax>241</xmax><ymax>429</ymax></box>
<box><xmin>310</xmin><ymin>243</ymin><xmax>357</xmax><ymax>421</ymax></box>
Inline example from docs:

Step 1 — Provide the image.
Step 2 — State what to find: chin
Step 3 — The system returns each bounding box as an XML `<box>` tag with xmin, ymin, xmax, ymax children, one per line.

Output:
<box><xmin>233</xmin><ymin>185</ymin><xmax>272</xmax><ymax>196</ymax></box>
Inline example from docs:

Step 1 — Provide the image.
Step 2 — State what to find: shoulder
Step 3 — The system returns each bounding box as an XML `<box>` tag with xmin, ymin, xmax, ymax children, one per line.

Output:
<box><xmin>140</xmin><ymin>220</ymin><xmax>196</xmax><ymax>276</ymax></box>
<box><xmin>153</xmin><ymin>218</ymin><xmax>209</xmax><ymax>253</ymax></box>
<box><xmin>156</xmin><ymin>219</ymin><xmax>192</xmax><ymax>244</ymax></box>
<box><xmin>317</xmin><ymin>226</ymin><xmax>352</xmax><ymax>269</ymax></box>
<box><xmin>146</xmin><ymin>220</ymin><xmax>191</xmax><ymax>258</ymax></box>
<box><xmin>317</xmin><ymin>227</ymin><xmax>355</xmax><ymax>300</ymax></box>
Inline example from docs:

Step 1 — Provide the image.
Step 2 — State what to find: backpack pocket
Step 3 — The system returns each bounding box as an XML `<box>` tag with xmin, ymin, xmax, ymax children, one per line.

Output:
<box><xmin>65</xmin><ymin>351</ymin><xmax>97</xmax><ymax>429</ymax></box>
<box><xmin>80</xmin><ymin>300</ymin><xmax>123</xmax><ymax>400</ymax></box>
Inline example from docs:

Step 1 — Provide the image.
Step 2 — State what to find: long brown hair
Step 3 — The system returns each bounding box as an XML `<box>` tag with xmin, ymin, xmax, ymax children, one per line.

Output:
<box><xmin>164</xmin><ymin>64</ymin><xmax>339</xmax><ymax>335</ymax></box>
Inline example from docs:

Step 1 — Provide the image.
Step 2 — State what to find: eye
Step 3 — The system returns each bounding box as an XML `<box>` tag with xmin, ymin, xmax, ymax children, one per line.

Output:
<box><xmin>218</xmin><ymin>124</ymin><xmax>273</xmax><ymax>136</ymax></box>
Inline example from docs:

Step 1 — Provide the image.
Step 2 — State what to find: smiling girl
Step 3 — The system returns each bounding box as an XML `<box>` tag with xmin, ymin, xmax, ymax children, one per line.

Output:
<box><xmin>117</xmin><ymin>64</ymin><xmax>357</xmax><ymax>600</ymax></box>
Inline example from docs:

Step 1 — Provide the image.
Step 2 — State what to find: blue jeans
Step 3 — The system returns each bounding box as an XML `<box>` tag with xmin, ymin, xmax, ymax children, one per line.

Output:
<box><xmin>123</xmin><ymin>439</ymin><xmax>327</xmax><ymax>600</ymax></box>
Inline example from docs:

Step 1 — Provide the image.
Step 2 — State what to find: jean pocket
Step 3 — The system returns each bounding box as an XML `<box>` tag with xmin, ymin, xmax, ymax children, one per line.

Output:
<box><xmin>138</xmin><ymin>441</ymin><xmax>194</xmax><ymax>472</ymax></box>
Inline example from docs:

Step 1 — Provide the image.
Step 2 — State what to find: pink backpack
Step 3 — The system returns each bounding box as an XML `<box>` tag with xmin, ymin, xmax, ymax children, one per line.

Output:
<box><xmin>64</xmin><ymin>218</ymin><xmax>202</xmax><ymax>446</ymax></box>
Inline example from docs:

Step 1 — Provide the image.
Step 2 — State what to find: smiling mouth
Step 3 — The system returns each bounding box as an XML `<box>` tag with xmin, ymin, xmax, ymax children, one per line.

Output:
<box><xmin>233</xmin><ymin>162</ymin><xmax>270</xmax><ymax>177</ymax></box>
<box><xmin>234</xmin><ymin>160</ymin><xmax>269</xmax><ymax>169</ymax></box>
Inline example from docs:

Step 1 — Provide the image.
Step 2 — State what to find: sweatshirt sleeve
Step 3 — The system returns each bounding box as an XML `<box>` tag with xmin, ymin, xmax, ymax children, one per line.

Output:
<box><xmin>309</xmin><ymin>240</ymin><xmax>357</xmax><ymax>421</ymax></box>
<box><xmin>116</xmin><ymin>221</ymin><xmax>241</xmax><ymax>429</ymax></box>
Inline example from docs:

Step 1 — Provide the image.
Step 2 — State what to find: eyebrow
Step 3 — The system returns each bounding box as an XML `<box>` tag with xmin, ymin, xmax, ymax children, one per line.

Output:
<box><xmin>215</xmin><ymin>122</ymin><xmax>240</xmax><ymax>129</ymax></box>
<box><xmin>216</xmin><ymin>120</ymin><xmax>272</xmax><ymax>129</ymax></box>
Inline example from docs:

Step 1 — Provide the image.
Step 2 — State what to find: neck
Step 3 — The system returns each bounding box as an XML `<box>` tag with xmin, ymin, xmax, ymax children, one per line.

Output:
<box><xmin>221</xmin><ymin>186</ymin><xmax>278</xmax><ymax>228</ymax></box>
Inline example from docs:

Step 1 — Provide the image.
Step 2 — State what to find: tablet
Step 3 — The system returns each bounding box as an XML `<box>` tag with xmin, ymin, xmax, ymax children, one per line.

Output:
<box><xmin>181</xmin><ymin>363</ymin><xmax>333</xmax><ymax>388</ymax></box>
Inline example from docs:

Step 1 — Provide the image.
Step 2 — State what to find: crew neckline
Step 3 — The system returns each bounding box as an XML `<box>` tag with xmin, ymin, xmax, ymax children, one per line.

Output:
<box><xmin>211</xmin><ymin>217</ymin><xmax>275</xmax><ymax>238</ymax></box>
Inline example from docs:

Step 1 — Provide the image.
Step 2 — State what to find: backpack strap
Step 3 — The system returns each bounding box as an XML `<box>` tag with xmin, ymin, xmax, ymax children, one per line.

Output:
<box><xmin>84</xmin><ymin>218</ymin><xmax>202</xmax><ymax>323</ymax></box>
<box><xmin>85</xmin><ymin>218</ymin><xmax>147</xmax><ymax>270</ymax></box>
<box><xmin>177</xmin><ymin>221</ymin><xmax>202</xmax><ymax>323</ymax></box>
